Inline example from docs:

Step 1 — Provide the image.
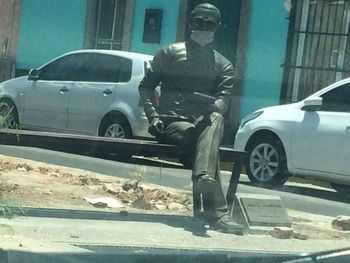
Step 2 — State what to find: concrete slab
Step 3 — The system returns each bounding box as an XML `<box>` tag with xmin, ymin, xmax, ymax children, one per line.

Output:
<box><xmin>232</xmin><ymin>193</ymin><xmax>292</xmax><ymax>233</ymax></box>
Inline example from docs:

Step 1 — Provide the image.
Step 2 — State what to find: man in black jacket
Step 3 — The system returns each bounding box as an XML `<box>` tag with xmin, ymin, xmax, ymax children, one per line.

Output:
<box><xmin>138</xmin><ymin>3</ymin><xmax>243</xmax><ymax>234</ymax></box>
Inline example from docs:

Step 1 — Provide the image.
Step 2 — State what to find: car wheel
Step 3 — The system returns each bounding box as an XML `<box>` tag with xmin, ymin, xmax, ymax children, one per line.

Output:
<box><xmin>331</xmin><ymin>183</ymin><xmax>350</xmax><ymax>197</ymax></box>
<box><xmin>245</xmin><ymin>137</ymin><xmax>290</xmax><ymax>186</ymax></box>
<box><xmin>0</xmin><ymin>99</ymin><xmax>19</xmax><ymax>129</ymax></box>
<box><xmin>98</xmin><ymin>116</ymin><xmax>133</xmax><ymax>161</ymax></box>
<box><xmin>100</xmin><ymin>116</ymin><xmax>132</xmax><ymax>139</ymax></box>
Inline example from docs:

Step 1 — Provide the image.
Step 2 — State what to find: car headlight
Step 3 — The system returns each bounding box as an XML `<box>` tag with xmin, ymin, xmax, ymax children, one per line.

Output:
<box><xmin>239</xmin><ymin>110</ymin><xmax>263</xmax><ymax>129</ymax></box>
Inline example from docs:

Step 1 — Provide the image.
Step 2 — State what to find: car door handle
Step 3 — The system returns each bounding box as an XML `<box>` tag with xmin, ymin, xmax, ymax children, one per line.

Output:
<box><xmin>59</xmin><ymin>87</ymin><xmax>69</xmax><ymax>94</ymax></box>
<box><xmin>346</xmin><ymin>126</ymin><xmax>350</xmax><ymax>133</ymax></box>
<box><xmin>102</xmin><ymin>89</ymin><xmax>113</xmax><ymax>96</ymax></box>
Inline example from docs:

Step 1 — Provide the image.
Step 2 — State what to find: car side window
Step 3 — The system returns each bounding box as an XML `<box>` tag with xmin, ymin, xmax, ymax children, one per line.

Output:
<box><xmin>40</xmin><ymin>54</ymin><xmax>85</xmax><ymax>81</ymax></box>
<box><xmin>82</xmin><ymin>54</ymin><xmax>132</xmax><ymax>83</ymax></box>
<box><xmin>39</xmin><ymin>57</ymin><xmax>68</xmax><ymax>81</ymax></box>
<box><xmin>320</xmin><ymin>84</ymin><xmax>350</xmax><ymax>113</ymax></box>
<box><xmin>70</xmin><ymin>54</ymin><xmax>98</xmax><ymax>82</ymax></box>
<box><xmin>119</xmin><ymin>58</ymin><xmax>132</xmax><ymax>82</ymax></box>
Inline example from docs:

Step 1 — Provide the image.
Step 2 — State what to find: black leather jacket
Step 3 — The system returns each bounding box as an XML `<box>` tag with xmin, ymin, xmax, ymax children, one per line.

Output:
<box><xmin>138</xmin><ymin>40</ymin><xmax>234</xmax><ymax>122</ymax></box>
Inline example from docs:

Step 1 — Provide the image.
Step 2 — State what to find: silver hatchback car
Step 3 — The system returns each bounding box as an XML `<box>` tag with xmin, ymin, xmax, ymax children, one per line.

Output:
<box><xmin>0</xmin><ymin>50</ymin><xmax>154</xmax><ymax>139</ymax></box>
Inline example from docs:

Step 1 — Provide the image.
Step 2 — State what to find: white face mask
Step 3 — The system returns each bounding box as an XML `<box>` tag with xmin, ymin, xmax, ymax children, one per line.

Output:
<box><xmin>190</xmin><ymin>30</ymin><xmax>214</xmax><ymax>47</ymax></box>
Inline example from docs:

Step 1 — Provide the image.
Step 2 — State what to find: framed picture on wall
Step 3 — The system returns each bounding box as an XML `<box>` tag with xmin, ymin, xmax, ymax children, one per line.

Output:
<box><xmin>142</xmin><ymin>9</ymin><xmax>163</xmax><ymax>44</ymax></box>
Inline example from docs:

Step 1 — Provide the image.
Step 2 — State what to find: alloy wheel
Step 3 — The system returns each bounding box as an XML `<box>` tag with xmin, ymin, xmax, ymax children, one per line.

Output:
<box><xmin>104</xmin><ymin>123</ymin><xmax>126</xmax><ymax>138</ymax></box>
<box><xmin>249</xmin><ymin>143</ymin><xmax>279</xmax><ymax>182</ymax></box>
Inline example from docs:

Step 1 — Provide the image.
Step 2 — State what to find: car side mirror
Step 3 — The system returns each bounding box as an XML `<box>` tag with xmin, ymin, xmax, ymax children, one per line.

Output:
<box><xmin>301</xmin><ymin>97</ymin><xmax>323</xmax><ymax>111</ymax></box>
<box><xmin>28</xmin><ymin>69</ymin><xmax>40</xmax><ymax>81</ymax></box>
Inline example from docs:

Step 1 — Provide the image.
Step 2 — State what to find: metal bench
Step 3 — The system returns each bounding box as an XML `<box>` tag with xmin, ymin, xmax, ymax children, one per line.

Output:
<box><xmin>0</xmin><ymin>129</ymin><xmax>247</xmax><ymax>216</ymax></box>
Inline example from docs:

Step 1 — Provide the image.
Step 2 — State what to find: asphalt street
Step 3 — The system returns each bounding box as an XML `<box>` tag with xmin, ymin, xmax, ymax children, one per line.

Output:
<box><xmin>0</xmin><ymin>145</ymin><xmax>350</xmax><ymax>217</ymax></box>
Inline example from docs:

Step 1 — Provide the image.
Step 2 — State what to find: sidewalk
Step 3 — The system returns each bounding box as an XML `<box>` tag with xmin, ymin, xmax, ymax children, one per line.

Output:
<box><xmin>0</xmin><ymin>207</ymin><xmax>349</xmax><ymax>259</ymax></box>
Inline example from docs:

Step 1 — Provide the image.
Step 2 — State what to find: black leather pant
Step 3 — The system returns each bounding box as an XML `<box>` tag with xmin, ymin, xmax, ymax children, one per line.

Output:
<box><xmin>157</xmin><ymin>112</ymin><xmax>228</xmax><ymax>221</ymax></box>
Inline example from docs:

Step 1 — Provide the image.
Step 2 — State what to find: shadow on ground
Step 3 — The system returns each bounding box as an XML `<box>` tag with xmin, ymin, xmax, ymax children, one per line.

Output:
<box><xmin>2</xmin><ymin>206</ymin><xmax>210</xmax><ymax>238</ymax></box>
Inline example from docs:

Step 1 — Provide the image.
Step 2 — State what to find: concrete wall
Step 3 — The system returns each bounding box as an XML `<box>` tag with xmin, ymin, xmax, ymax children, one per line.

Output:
<box><xmin>16</xmin><ymin>0</ymin><xmax>87</xmax><ymax>70</ymax></box>
<box><xmin>129</xmin><ymin>0</ymin><xmax>180</xmax><ymax>55</ymax></box>
<box><xmin>240</xmin><ymin>0</ymin><xmax>289</xmax><ymax>117</ymax></box>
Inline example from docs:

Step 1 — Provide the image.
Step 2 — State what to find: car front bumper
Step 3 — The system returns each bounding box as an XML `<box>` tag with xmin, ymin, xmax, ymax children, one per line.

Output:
<box><xmin>234</xmin><ymin>126</ymin><xmax>252</xmax><ymax>151</ymax></box>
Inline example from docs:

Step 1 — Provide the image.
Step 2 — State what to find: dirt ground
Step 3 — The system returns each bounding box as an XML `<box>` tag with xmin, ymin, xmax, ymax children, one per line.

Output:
<box><xmin>0</xmin><ymin>154</ymin><xmax>349</xmax><ymax>241</ymax></box>
<box><xmin>0</xmin><ymin>154</ymin><xmax>193</xmax><ymax>214</ymax></box>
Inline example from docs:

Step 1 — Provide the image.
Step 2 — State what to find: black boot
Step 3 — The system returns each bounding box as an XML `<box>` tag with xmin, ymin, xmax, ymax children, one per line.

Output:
<box><xmin>209</xmin><ymin>214</ymin><xmax>244</xmax><ymax>235</ymax></box>
<box><xmin>194</xmin><ymin>176</ymin><xmax>245</xmax><ymax>235</ymax></box>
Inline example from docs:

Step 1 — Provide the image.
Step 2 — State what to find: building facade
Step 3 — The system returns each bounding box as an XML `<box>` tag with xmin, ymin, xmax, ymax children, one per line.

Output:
<box><xmin>1</xmin><ymin>0</ymin><xmax>347</xmax><ymax>144</ymax></box>
<box><xmin>0</xmin><ymin>0</ymin><xmax>21</xmax><ymax>82</ymax></box>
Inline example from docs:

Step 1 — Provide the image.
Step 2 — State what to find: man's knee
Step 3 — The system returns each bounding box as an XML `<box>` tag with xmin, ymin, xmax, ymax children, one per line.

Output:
<box><xmin>165</xmin><ymin>121</ymin><xmax>195</xmax><ymax>142</ymax></box>
<box><xmin>210</xmin><ymin>112</ymin><xmax>224</xmax><ymax>123</ymax></box>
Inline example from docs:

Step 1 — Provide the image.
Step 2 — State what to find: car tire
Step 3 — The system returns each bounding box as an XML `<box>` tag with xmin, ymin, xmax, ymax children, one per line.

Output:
<box><xmin>331</xmin><ymin>183</ymin><xmax>350</xmax><ymax>197</ymax></box>
<box><xmin>0</xmin><ymin>99</ymin><xmax>19</xmax><ymax>129</ymax></box>
<box><xmin>100</xmin><ymin>116</ymin><xmax>132</xmax><ymax>139</ymax></box>
<box><xmin>97</xmin><ymin>116</ymin><xmax>133</xmax><ymax>160</ymax></box>
<box><xmin>245</xmin><ymin>137</ymin><xmax>290</xmax><ymax>186</ymax></box>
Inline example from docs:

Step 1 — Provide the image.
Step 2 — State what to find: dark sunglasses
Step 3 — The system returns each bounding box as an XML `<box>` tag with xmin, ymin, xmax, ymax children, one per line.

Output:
<box><xmin>192</xmin><ymin>17</ymin><xmax>218</xmax><ymax>31</ymax></box>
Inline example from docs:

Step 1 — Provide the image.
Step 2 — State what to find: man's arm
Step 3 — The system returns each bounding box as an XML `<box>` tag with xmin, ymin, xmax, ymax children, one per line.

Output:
<box><xmin>213</xmin><ymin>62</ymin><xmax>234</xmax><ymax>116</ymax></box>
<box><xmin>138</xmin><ymin>48</ymin><xmax>169</xmax><ymax>122</ymax></box>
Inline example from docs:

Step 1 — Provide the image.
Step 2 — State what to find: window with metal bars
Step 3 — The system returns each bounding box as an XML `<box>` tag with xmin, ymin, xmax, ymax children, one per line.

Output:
<box><xmin>281</xmin><ymin>0</ymin><xmax>350</xmax><ymax>103</ymax></box>
<box><xmin>95</xmin><ymin>0</ymin><xmax>126</xmax><ymax>50</ymax></box>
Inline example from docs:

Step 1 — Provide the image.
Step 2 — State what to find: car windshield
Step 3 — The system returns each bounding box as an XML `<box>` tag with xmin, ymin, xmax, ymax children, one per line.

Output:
<box><xmin>1</xmin><ymin>1</ymin><xmax>350</xmax><ymax>262</ymax></box>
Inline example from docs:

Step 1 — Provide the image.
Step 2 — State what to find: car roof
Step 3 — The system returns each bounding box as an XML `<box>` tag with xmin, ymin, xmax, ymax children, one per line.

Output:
<box><xmin>307</xmin><ymin>77</ymin><xmax>350</xmax><ymax>98</ymax></box>
<box><xmin>66</xmin><ymin>49</ymin><xmax>154</xmax><ymax>61</ymax></box>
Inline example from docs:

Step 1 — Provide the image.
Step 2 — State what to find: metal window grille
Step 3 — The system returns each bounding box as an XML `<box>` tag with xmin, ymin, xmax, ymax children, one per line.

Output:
<box><xmin>281</xmin><ymin>0</ymin><xmax>350</xmax><ymax>103</ymax></box>
<box><xmin>95</xmin><ymin>0</ymin><xmax>126</xmax><ymax>50</ymax></box>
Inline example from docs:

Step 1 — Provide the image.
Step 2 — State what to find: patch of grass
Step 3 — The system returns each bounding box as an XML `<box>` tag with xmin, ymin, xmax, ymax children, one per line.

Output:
<box><xmin>0</xmin><ymin>107</ymin><xmax>21</xmax><ymax>142</ymax></box>
<box><xmin>128</xmin><ymin>166</ymin><xmax>146</xmax><ymax>182</ymax></box>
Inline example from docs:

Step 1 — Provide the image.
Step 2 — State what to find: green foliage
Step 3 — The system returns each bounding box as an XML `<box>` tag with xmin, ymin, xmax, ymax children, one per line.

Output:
<box><xmin>128</xmin><ymin>166</ymin><xmax>146</xmax><ymax>182</ymax></box>
<box><xmin>0</xmin><ymin>104</ymin><xmax>21</xmax><ymax>141</ymax></box>
<box><xmin>0</xmin><ymin>204</ymin><xmax>26</xmax><ymax>219</ymax></box>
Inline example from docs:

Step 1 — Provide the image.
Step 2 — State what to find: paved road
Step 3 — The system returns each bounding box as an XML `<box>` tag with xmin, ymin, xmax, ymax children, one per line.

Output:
<box><xmin>1</xmin><ymin>145</ymin><xmax>350</xmax><ymax>217</ymax></box>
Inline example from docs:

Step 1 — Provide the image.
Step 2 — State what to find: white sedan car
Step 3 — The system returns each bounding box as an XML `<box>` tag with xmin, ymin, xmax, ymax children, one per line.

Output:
<box><xmin>0</xmin><ymin>50</ymin><xmax>154</xmax><ymax>139</ymax></box>
<box><xmin>234</xmin><ymin>78</ymin><xmax>350</xmax><ymax>194</ymax></box>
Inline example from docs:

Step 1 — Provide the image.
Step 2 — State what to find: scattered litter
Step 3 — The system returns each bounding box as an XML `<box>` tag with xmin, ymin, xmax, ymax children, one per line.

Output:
<box><xmin>270</xmin><ymin>227</ymin><xmax>294</xmax><ymax>239</ymax></box>
<box><xmin>84</xmin><ymin>197</ymin><xmax>125</xmax><ymax>208</ymax></box>
<box><xmin>132</xmin><ymin>196</ymin><xmax>152</xmax><ymax>210</ymax></box>
<box><xmin>122</xmin><ymin>179</ymin><xmax>140</xmax><ymax>191</ymax></box>
<box><xmin>332</xmin><ymin>216</ymin><xmax>350</xmax><ymax>231</ymax></box>
<box><xmin>103</xmin><ymin>183</ymin><xmax>122</xmax><ymax>194</ymax></box>
<box><xmin>17</xmin><ymin>167</ymin><xmax>27</xmax><ymax>172</ymax></box>
<box><xmin>154</xmin><ymin>204</ymin><xmax>167</xmax><ymax>210</ymax></box>
<box><xmin>168</xmin><ymin>202</ymin><xmax>184</xmax><ymax>211</ymax></box>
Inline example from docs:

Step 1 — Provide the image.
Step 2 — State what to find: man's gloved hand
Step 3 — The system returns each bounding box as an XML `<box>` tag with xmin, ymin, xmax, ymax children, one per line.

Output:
<box><xmin>149</xmin><ymin>117</ymin><xmax>165</xmax><ymax>135</ymax></box>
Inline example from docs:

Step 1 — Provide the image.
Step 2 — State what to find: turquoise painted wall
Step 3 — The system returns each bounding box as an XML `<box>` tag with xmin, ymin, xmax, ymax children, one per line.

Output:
<box><xmin>241</xmin><ymin>0</ymin><xmax>289</xmax><ymax>117</ymax></box>
<box><xmin>16</xmin><ymin>0</ymin><xmax>87</xmax><ymax>69</ymax></box>
<box><xmin>130</xmin><ymin>0</ymin><xmax>180</xmax><ymax>55</ymax></box>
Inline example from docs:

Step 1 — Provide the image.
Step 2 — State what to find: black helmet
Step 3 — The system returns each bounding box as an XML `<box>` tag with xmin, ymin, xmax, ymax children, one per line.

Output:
<box><xmin>190</xmin><ymin>3</ymin><xmax>221</xmax><ymax>25</ymax></box>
